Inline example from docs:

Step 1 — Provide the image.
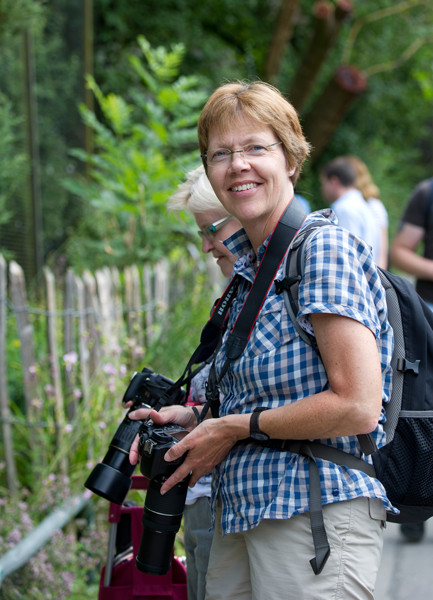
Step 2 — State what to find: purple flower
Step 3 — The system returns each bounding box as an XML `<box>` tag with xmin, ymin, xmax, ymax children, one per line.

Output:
<box><xmin>7</xmin><ymin>528</ymin><xmax>22</xmax><ymax>544</ymax></box>
<box><xmin>103</xmin><ymin>363</ymin><xmax>117</xmax><ymax>376</ymax></box>
<box><xmin>31</xmin><ymin>398</ymin><xmax>43</xmax><ymax>410</ymax></box>
<box><xmin>44</xmin><ymin>384</ymin><xmax>55</xmax><ymax>397</ymax></box>
<box><xmin>63</xmin><ymin>351</ymin><xmax>78</xmax><ymax>372</ymax></box>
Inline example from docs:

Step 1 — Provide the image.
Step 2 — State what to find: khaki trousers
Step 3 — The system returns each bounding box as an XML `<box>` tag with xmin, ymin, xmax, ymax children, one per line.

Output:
<box><xmin>205</xmin><ymin>497</ymin><xmax>386</xmax><ymax>600</ymax></box>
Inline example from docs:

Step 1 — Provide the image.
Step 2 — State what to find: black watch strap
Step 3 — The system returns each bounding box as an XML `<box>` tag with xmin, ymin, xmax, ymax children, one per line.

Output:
<box><xmin>250</xmin><ymin>407</ymin><xmax>270</xmax><ymax>441</ymax></box>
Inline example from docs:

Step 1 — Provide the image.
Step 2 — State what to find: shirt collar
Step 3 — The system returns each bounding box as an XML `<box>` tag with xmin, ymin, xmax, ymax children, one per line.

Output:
<box><xmin>223</xmin><ymin>209</ymin><xmax>337</xmax><ymax>278</ymax></box>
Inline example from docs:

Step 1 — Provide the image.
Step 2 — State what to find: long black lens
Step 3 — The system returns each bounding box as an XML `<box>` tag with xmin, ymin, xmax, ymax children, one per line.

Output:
<box><xmin>135</xmin><ymin>475</ymin><xmax>190</xmax><ymax>575</ymax></box>
<box><xmin>85</xmin><ymin>409</ymin><xmax>144</xmax><ymax>504</ymax></box>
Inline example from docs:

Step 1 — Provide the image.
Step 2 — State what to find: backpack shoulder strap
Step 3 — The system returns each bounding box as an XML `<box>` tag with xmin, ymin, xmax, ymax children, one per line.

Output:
<box><xmin>277</xmin><ymin>221</ymin><xmax>329</xmax><ymax>350</ymax></box>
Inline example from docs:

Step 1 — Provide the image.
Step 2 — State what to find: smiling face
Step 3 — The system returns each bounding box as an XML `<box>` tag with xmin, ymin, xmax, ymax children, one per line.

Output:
<box><xmin>194</xmin><ymin>210</ymin><xmax>241</xmax><ymax>277</ymax></box>
<box><xmin>205</xmin><ymin>115</ymin><xmax>294</xmax><ymax>251</ymax></box>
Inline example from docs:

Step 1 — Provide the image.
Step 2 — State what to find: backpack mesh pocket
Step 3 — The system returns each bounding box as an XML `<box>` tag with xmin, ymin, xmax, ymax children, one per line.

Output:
<box><xmin>373</xmin><ymin>415</ymin><xmax>433</xmax><ymax>506</ymax></box>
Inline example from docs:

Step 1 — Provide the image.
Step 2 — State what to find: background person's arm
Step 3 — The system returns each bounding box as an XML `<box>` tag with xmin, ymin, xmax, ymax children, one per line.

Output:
<box><xmin>390</xmin><ymin>223</ymin><xmax>433</xmax><ymax>280</ymax></box>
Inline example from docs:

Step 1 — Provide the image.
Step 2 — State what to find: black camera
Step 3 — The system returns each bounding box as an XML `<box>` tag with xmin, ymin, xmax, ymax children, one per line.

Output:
<box><xmin>135</xmin><ymin>421</ymin><xmax>190</xmax><ymax>576</ymax></box>
<box><xmin>84</xmin><ymin>368</ymin><xmax>186</xmax><ymax>505</ymax></box>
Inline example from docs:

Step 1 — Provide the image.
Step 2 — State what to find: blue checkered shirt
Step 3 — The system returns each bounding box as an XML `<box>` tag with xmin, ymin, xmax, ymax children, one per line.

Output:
<box><xmin>211</xmin><ymin>209</ymin><xmax>397</xmax><ymax>535</ymax></box>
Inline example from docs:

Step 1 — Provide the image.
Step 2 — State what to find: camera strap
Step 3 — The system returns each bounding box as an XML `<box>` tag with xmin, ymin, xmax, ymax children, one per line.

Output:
<box><xmin>202</xmin><ymin>197</ymin><xmax>308</xmax><ymax>419</ymax></box>
<box><xmin>151</xmin><ymin>275</ymin><xmax>242</xmax><ymax>413</ymax></box>
<box><xmin>155</xmin><ymin>196</ymin><xmax>307</xmax><ymax>419</ymax></box>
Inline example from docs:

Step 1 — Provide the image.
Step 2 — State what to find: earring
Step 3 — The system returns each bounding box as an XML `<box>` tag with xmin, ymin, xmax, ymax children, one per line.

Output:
<box><xmin>288</xmin><ymin>166</ymin><xmax>296</xmax><ymax>177</ymax></box>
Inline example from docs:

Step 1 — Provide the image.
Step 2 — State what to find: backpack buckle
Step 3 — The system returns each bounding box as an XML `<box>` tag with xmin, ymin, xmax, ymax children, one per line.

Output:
<box><xmin>274</xmin><ymin>275</ymin><xmax>301</xmax><ymax>295</ymax></box>
<box><xmin>396</xmin><ymin>358</ymin><xmax>420</xmax><ymax>375</ymax></box>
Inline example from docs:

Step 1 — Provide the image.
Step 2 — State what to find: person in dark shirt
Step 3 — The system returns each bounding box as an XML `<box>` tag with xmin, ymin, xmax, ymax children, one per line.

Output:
<box><xmin>390</xmin><ymin>176</ymin><xmax>433</xmax><ymax>542</ymax></box>
<box><xmin>391</xmin><ymin>178</ymin><xmax>433</xmax><ymax>309</ymax></box>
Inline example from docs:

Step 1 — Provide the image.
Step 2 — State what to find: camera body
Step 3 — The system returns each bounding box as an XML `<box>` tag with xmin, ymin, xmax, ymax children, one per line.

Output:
<box><xmin>122</xmin><ymin>368</ymin><xmax>186</xmax><ymax>408</ymax></box>
<box><xmin>136</xmin><ymin>422</ymin><xmax>190</xmax><ymax>576</ymax></box>
<box><xmin>84</xmin><ymin>368</ymin><xmax>186</xmax><ymax>505</ymax></box>
<box><xmin>138</xmin><ymin>421</ymin><xmax>189</xmax><ymax>479</ymax></box>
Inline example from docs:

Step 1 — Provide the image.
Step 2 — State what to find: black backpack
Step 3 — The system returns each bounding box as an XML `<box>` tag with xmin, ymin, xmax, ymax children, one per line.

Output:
<box><xmin>280</xmin><ymin>222</ymin><xmax>433</xmax><ymax>525</ymax></box>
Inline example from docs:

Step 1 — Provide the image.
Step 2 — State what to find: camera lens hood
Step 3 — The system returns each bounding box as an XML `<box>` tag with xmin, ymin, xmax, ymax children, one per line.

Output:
<box><xmin>85</xmin><ymin>462</ymin><xmax>132</xmax><ymax>505</ymax></box>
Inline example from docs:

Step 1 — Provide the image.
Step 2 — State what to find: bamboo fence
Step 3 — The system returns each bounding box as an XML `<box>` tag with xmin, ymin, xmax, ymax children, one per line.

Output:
<box><xmin>0</xmin><ymin>252</ymin><xmax>221</xmax><ymax>493</ymax></box>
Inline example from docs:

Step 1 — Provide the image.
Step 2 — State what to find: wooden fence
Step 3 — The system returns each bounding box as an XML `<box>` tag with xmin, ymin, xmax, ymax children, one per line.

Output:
<box><xmin>0</xmin><ymin>252</ymin><xmax>222</xmax><ymax>494</ymax></box>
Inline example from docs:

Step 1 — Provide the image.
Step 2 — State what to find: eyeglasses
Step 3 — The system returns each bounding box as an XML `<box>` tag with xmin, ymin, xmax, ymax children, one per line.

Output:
<box><xmin>201</xmin><ymin>141</ymin><xmax>283</xmax><ymax>167</ymax></box>
<box><xmin>197</xmin><ymin>216</ymin><xmax>233</xmax><ymax>239</ymax></box>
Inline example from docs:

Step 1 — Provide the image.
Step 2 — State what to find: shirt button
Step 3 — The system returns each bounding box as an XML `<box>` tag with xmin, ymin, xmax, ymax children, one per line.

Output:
<box><xmin>332</xmin><ymin>488</ymin><xmax>339</xmax><ymax>497</ymax></box>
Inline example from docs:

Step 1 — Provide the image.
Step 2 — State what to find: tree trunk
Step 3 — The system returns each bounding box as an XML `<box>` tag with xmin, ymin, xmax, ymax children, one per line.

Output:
<box><xmin>288</xmin><ymin>0</ymin><xmax>353</xmax><ymax>111</ymax></box>
<box><xmin>263</xmin><ymin>0</ymin><xmax>301</xmax><ymax>83</ymax></box>
<box><xmin>302</xmin><ymin>64</ymin><xmax>368</xmax><ymax>163</ymax></box>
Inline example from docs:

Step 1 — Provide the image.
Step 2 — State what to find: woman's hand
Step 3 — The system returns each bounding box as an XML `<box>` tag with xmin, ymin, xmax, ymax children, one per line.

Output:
<box><xmin>128</xmin><ymin>405</ymin><xmax>200</xmax><ymax>466</ymax></box>
<box><xmin>129</xmin><ymin>406</ymin><xmax>250</xmax><ymax>496</ymax></box>
<box><xmin>157</xmin><ymin>413</ymin><xmax>250</xmax><ymax>495</ymax></box>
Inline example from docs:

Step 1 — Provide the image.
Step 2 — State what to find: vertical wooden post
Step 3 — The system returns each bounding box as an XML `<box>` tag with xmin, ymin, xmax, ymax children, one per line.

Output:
<box><xmin>125</xmin><ymin>265</ymin><xmax>143</xmax><ymax>345</ymax></box>
<box><xmin>111</xmin><ymin>267</ymin><xmax>124</xmax><ymax>344</ymax></box>
<box><xmin>154</xmin><ymin>259</ymin><xmax>169</xmax><ymax>323</ymax></box>
<box><xmin>64</xmin><ymin>268</ymin><xmax>76</xmax><ymax>420</ymax></box>
<box><xmin>0</xmin><ymin>255</ymin><xmax>18</xmax><ymax>493</ymax></box>
<box><xmin>143</xmin><ymin>264</ymin><xmax>154</xmax><ymax>346</ymax></box>
<box><xmin>8</xmin><ymin>261</ymin><xmax>38</xmax><ymax>417</ymax></box>
<box><xmin>44</xmin><ymin>267</ymin><xmax>68</xmax><ymax>476</ymax></box>
<box><xmin>83</xmin><ymin>269</ymin><xmax>101</xmax><ymax>377</ymax></box>
<box><xmin>95</xmin><ymin>267</ymin><xmax>114</xmax><ymax>351</ymax></box>
<box><xmin>75</xmin><ymin>274</ymin><xmax>90</xmax><ymax>405</ymax></box>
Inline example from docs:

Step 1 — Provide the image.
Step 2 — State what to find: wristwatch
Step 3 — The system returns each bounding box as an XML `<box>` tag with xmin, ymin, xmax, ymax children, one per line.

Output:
<box><xmin>250</xmin><ymin>407</ymin><xmax>270</xmax><ymax>442</ymax></box>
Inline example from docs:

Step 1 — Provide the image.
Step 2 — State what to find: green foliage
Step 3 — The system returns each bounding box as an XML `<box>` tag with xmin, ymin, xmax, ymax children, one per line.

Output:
<box><xmin>92</xmin><ymin>0</ymin><xmax>276</xmax><ymax>91</ymax></box>
<box><xmin>0</xmin><ymin>0</ymin><xmax>45</xmax><ymax>38</ymax></box>
<box><xmin>62</xmin><ymin>36</ymin><xmax>208</xmax><ymax>270</ymax></box>
<box><xmin>0</xmin><ymin>94</ymin><xmax>27</xmax><ymax>232</ymax></box>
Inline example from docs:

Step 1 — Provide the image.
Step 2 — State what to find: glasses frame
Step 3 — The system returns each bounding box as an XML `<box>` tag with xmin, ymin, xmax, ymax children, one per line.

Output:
<box><xmin>197</xmin><ymin>216</ymin><xmax>233</xmax><ymax>239</ymax></box>
<box><xmin>201</xmin><ymin>141</ymin><xmax>283</xmax><ymax>167</ymax></box>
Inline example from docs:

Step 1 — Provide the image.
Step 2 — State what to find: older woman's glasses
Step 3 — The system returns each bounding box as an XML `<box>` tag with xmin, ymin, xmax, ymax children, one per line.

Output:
<box><xmin>202</xmin><ymin>142</ymin><xmax>282</xmax><ymax>167</ymax></box>
<box><xmin>198</xmin><ymin>216</ymin><xmax>233</xmax><ymax>239</ymax></box>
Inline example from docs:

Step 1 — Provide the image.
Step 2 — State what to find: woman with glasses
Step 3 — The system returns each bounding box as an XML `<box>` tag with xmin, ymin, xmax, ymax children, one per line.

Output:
<box><xmin>167</xmin><ymin>165</ymin><xmax>241</xmax><ymax>600</ymax></box>
<box><xmin>130</xmin><ymin>81</ymin><xmax>394</xmax><ymax>599</ymax></box>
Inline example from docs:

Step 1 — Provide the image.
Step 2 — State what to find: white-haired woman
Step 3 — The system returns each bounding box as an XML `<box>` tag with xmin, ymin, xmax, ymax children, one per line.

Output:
<box><xmin>168</xmin><ymin>165</ymin><xmax>241</xmax><ymax>278</ymax></box>
<box><xmin>167</xmin><ymin>166</ymin><xmax>241</xmax><ymax>600</ymax></box>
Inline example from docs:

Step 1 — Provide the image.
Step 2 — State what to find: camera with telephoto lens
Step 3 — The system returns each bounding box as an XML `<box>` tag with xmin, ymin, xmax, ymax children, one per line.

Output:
<box><xmin>135</xmin><ymin>421</ymin><xmax>190</xmax><ymax>576</ymax></box>
<box><xmin>84</xmin><ymin>367</ymin><xmax>186</xmax><ymax>505</ymax></box>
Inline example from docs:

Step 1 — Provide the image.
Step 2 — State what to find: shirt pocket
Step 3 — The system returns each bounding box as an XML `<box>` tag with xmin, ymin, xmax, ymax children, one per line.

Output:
<box><xmin>247</xmin><ymin>294</ymin><xmax>297</xmax><ymax>356</ymax></box>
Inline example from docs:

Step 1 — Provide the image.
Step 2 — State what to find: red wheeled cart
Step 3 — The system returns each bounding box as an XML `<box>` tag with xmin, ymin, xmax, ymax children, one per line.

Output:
<box><xmin>98</xmin><ymin>475</ymin><xmax>188</xmax><ymax>600</ymax></box>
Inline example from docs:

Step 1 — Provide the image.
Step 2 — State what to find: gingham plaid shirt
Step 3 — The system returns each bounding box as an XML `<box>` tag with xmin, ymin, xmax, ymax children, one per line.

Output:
<box><xmin>211</xmin><ymin>209</ymin><xmax>397</xmax><ymax>535</ymax></box>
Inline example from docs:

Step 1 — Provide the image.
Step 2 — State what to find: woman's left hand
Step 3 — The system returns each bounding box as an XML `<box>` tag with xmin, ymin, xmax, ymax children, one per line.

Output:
<box><xmin>158</xmin><ymin>413</ymin><xmax>249</xmax><ymax>495</ymax></box>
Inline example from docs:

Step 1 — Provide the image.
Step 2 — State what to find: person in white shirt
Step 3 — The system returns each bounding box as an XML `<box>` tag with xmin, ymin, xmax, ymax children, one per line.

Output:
<box><xmin>321</xmin><ymin>157</ymin><xmax>381</xmax><ymax>264</ymax></box>
<box><xmin>344</xmin><ymin>155</ymin><xmax>389</xmax><ymax>269</ymax></box>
